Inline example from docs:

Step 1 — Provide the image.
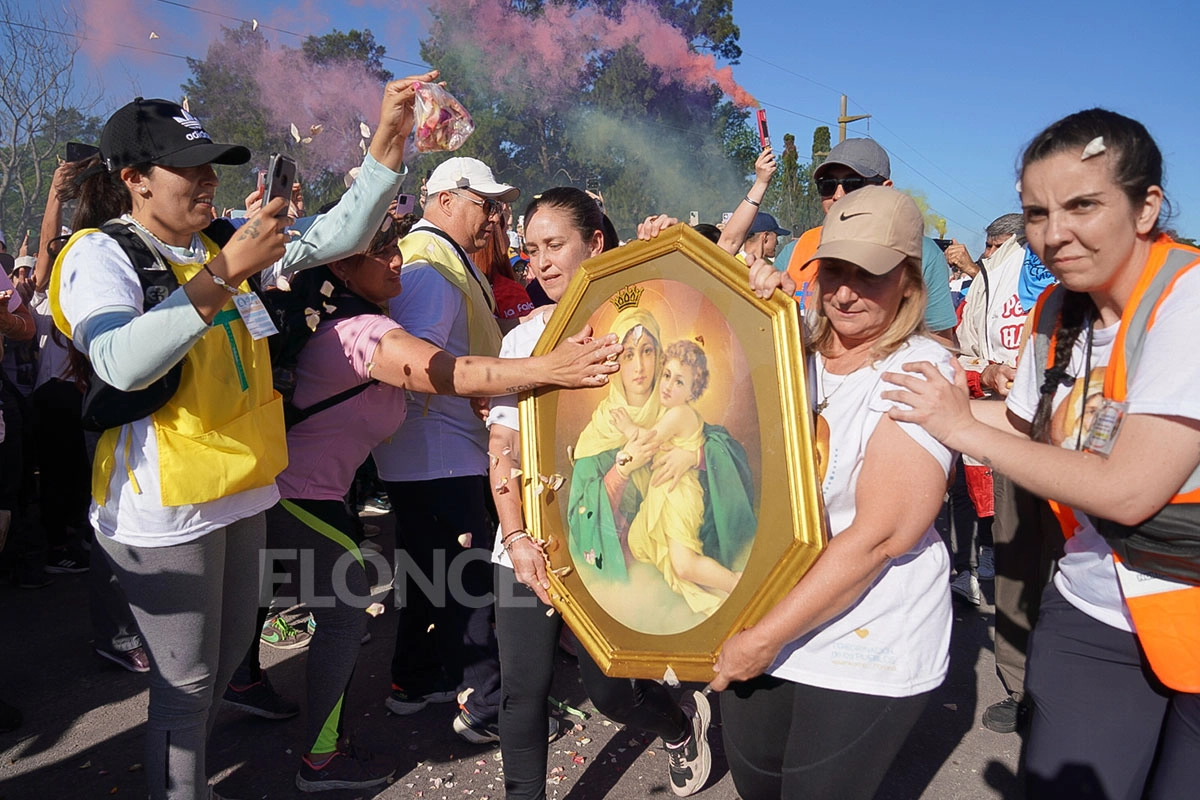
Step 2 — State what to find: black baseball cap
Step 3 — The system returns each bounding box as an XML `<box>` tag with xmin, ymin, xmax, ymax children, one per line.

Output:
<box><xmin>100</xmin><ymin>97</ymin><xmax>251</xmax><ymax>172</ymax></box>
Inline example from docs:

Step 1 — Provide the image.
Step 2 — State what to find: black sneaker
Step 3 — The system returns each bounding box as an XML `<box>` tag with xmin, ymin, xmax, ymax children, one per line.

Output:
<box><xmin>295</xmin><ymin>746</ymin><xmax>394</xmax><ymax>792</ymax></box>
<box><xmin>384</xmin><ymin>683</ymin><xmax>457</xmax><ymax>715</ymax></box>
<box><xmin>452</xmin><ymin>709</ymin><xmax>559</xmax><ymax>745</ymax></box>
<box><xmin>666</xmin><ymin>690</ymin><xmax>712</xmax><ymax>797</ymax></box>
<box><xmin>46</xmin><ymin>551</ymin><xmax>90</xmax><ymax>574</ymax></box>
<box><xmin>223</xmin><ymin>672</ymin><xmax>299</xmax><ymax>720</ymax></box>
<box><xmin>982</xmin><ymin>696</ymin><xmax>1030</xmax><ymax>734</ymax></box>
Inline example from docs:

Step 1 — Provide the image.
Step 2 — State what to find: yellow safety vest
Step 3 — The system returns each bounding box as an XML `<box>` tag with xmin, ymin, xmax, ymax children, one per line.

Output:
<box><xmin>49</xmin><ymin>228</ymin><xmax>287</xmax><ymax>507</ymax></box>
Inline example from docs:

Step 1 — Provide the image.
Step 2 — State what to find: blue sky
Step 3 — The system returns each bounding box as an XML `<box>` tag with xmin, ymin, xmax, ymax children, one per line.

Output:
<box><xmin>19</xmin><ymin>0</ymin><xmax>1199</xmax><ymax>254</ymax></box>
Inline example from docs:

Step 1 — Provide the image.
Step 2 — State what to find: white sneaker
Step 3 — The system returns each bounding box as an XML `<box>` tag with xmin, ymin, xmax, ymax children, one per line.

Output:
<box><xmin>950</xmin><ymin>571</ymin><xmax>982</xmax><ymax>606</ymax></box>
<box><xmin>977</xmin><ymin>546</ymin><xmax>995</xmax><ymax>581</ymax></box>
<box><xmin>666</xmin><ymin>690</ymin><xmax>712</xmax><ymax>796</ymax></box>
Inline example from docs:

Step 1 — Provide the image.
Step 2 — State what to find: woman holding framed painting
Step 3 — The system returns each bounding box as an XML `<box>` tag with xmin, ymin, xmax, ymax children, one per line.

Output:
<box><xmin>711</xmin><ymin>185</ymin><xmax>955</xmax><ymax>799</ymax></box>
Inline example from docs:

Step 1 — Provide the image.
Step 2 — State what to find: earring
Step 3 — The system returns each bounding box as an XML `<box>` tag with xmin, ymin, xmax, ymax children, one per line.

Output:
<box><xmin>138</xmin><ymin>187</ymin><xmax>148</xmax><ymax>195</ymax></box>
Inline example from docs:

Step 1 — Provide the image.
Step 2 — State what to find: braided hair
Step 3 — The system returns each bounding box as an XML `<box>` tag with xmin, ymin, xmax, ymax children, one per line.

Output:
<box><xmin>1028</xmin><ymin>289</ymin><xmax>1095</xmax><ymax>443</ymax></box>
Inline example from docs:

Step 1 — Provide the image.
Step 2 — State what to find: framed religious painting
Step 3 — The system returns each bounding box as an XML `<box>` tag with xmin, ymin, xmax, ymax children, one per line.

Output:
<box><xmin>518</xmin><ymin>224</ymin><xmax>827</xmax><ymax>682</ymax></box>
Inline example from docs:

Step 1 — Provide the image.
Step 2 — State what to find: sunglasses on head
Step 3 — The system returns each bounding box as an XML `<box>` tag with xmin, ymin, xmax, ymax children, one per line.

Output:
<box><xmin>816</xmin><ymin>174</ymin><xmax>884</xmax><ymax>198</ymax></box>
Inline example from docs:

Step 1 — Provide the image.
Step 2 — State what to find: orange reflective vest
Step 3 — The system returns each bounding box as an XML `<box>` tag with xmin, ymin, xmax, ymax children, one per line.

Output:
<box><xmin>1029</xmin><ymin>236</ymin><xmax>1200</xmax><ymax>691</ymax></box>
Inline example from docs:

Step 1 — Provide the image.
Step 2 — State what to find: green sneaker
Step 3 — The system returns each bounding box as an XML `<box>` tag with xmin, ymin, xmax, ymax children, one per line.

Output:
<box><xmin>261</xmin><ymin>615</ymin><xmax>311</xmax><ymax>650</ymax></box>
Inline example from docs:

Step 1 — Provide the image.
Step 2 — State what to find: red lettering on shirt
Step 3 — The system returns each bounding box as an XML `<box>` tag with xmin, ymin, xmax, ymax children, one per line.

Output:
<box><xmin>1000</xmin><ymin>295</ymin><xmax>1024</xmax><ymax>319</ymax></box>
<box><xmin>1000</xmin><ymin>323</ymin><xmax>1023</xmax><ymax>351</ymax></box>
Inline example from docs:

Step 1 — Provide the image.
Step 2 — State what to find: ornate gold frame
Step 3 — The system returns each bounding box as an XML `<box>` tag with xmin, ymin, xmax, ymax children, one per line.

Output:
<box><xmin>519</xmin><ymin>224</ymin><xmax>826</xmax><ymax>682</ymax></box>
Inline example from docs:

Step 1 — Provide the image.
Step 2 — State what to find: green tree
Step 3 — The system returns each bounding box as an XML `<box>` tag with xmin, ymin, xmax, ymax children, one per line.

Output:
<box><xmin>761</xmin><ymin>126</ymin><xmax>827</xmax><ymax>235</ymax></box>
<box><xmin>0</xmin><ymin>0</ymin><xmax>101</xmax><ymax>249</ymax></box>
<box><xmin>183</xmin><ymin>25</ymin><xmax>396</xmax><ymax>214</ymax></box>
<box><xmin>183</xmin><ymin>23</ymin><xmax>277</xmax><ymax>213</ymax></box>
<box><xmin>301</xmin><ymin>29</ymin><xmax>394</xmax><ymax>83</ymax></box>
<box><xmin>416</xmin><ymin>0</ymin><xmax>754</xmax><ymax>236</ymax></box>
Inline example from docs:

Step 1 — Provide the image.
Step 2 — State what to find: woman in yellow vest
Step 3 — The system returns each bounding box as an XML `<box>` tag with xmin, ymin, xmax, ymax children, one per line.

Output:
<box><xmin>884</xmin><ymin>109</ymin><xmax>1200</xmax><ymax>799</ymax></box>
<box><xmin>48</xmin><ymin>73</ymin><xmax>436</xmax><ymax>800</ymax></box>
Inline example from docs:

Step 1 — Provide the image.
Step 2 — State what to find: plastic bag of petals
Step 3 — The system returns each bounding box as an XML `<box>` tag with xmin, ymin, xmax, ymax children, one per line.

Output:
<box><xmin>412</xmin><ymin>82</ymin><xmax>474</xmax><ymax>152</ymax></box>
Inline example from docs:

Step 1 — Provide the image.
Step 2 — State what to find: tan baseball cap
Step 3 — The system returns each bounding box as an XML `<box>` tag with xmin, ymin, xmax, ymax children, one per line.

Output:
<box><xmin>804</xmin><ymin>185</ymin><xmax>923</xmax><ymax>275</ymax></box>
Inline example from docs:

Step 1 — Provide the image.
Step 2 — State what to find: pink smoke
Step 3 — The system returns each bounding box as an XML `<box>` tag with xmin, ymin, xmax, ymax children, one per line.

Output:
<box><xmin>430</xmin><ymin>0</ymin><xmax>756</xmax><ymax>108</ymax></box>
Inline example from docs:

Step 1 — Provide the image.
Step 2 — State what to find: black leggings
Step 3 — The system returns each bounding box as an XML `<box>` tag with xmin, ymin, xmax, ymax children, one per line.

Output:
<box><xmin>494</xmin><ymin>566</ymin><xmax>689</xmax><ymax>800</ymax></box>
<box><xmin>241</xmin><ymin>499</ymin><xmax>373</xmax><ymax>755</ymax></box>
<box><xmin>721</xmin><ymin>674</ymin><xmax>930</xmax><ymax>800</ymax></box>
<box><xmin>1024</xmin><ymin>583</ymin><xmax>1200</xmax><ymax>800</ymax></box>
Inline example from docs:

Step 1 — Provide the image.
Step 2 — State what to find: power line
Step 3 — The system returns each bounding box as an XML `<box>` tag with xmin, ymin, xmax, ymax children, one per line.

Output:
<box><xmin>151</xmin><ymin>0</ymin><xmax>432</xmax><ymax>69</ymax></box>
<box><xmin>742</xmin><ymin>50</ymin><xmax>990</xmax><ymax>226</ymax></box>
<box><xmin>2</xmin><ymin>18</ymin><xmax>189</xmax><ymax>61</ymax></box>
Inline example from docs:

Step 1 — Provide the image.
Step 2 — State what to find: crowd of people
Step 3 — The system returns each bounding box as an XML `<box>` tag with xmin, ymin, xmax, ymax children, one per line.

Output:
<box><xmin>0</xmin><ymin>73</ymin><xmax>1197</xmax><ymax>800</ymax></box>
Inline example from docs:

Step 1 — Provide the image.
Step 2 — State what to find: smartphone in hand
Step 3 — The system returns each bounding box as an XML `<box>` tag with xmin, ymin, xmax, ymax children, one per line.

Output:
<box><xmin>262</xmin><ymin>154</ymin><xmax>298</xmax><ymax>217</ymax></box>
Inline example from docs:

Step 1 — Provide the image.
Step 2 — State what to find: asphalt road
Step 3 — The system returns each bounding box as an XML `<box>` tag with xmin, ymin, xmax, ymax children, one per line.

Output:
<box><xmin>1</xmin><ymin>520</ymin><xmax>1022</xmax><ymax>800</ymax></box>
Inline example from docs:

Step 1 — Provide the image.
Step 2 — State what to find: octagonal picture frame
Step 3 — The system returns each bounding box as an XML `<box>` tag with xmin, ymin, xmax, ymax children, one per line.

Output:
<box><xmin>518</xmin><ymin>223</ymin><xmax>827</xmax><ymax>682</ymax></box>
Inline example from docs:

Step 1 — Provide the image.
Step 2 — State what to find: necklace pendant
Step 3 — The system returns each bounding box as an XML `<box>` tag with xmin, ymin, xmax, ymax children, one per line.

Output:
<box><xmin>814</xmin><ymin>400</ymin><xmax>828</xmax><ymax>415</ymax></box>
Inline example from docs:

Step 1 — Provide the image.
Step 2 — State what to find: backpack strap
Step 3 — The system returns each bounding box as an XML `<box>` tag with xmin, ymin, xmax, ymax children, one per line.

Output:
<box><xmin>284</xmin><ymin>378</ymin><xmax>379</xmax><ymax>430</ymax></box>
<box><xmin>98</xmin><ymin>220</ymin><xmax>181</xmax><ymax>311</ymax></box>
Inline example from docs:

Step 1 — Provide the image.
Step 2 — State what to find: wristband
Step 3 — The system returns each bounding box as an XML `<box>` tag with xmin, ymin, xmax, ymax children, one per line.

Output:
<box><xmin>203</xmin><ymin>263</ymin><xmax>240</xmax><ymax>295</ymax></box>
<box><xmin>501</xmin><ymin>528</ymin><xmax>528</xmax><ymax>545</ymax></box>
<box><xmin>502</xmin><ymin>532</ymin><xmax>533</xmax><ymax>552</ymax></box>
<box><xmin>743</xmin><ymin>195</ymin><xmax>761</xmax><ymax>207</ymax></box>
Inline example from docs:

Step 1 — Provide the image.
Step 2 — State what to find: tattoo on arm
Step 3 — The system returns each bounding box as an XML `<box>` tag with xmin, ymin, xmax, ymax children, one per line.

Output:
<box><xmin>236</xmin><ymin>218</ymin><xmax>262</xmax><ymax>240</ymax></box>
<box><xmin>506</xmin><ymin>383</ymin><xmax>538</xmax><ymax>393</ymax></box>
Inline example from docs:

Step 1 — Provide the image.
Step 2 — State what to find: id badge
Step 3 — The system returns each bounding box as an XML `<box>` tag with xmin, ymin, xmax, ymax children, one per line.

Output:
<box><xmin>1081</xmin><ymin>398</ymin><xmax>1127</xmax><ymax>457</ymax></box>
<box><xmin>233</xmin><ymin>292</ymin><xmax>279</xmax><ymax>340</ymax></box>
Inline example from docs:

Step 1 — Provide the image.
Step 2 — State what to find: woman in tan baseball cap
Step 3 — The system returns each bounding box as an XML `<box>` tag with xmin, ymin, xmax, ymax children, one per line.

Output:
<box><xmin>711</xmin><ymin>185</ymin><xmax>956</xmax><ymax>799</ymax></box>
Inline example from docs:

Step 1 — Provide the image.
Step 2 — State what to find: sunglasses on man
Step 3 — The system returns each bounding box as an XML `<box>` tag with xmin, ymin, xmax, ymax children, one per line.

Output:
<box><xmin>816</xmin><ymin>174</ymin><xmax>885</xmax><ymax>198</ymax></box>
<box><xmin>452</xmin><ymin>190</ymin><xmax>502</xmax><ymax>217</ymax></box>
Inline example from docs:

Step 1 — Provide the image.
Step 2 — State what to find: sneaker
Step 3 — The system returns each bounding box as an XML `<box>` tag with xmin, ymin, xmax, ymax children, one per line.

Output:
<box><xmin>950</xmin><ymin>571</ymin><xmax>982</xmax><ymax>606</ymax></box>
<box><xmin>223</xmin><ymin>672</ymin><xmax>299</xmax><ymax>720</ymax></box>
<box><xmin>452</xmin><ymin>709</ymin><xmax>559</xmax><ymax>745</ymax></box>
<box><xmin>95</xmin><ymin>645</ymin><xmax>151</xmax><ymax>673</ymax></box>
<box><xmin>260</xmin><ymin>615</ymin><xmax>312</xmax><ymax>650</ymax></box>
<box><xmin>384</xmin><ymin>684</ymin><xmax>457</xmax><ymax>715</ymax></box>
<box><xmin>977</xmin><ymin>546</ymin><xmax>995</xmax><ymax>581</ymax></box>
<box><xmin>358</xmin><ymin>496</ymin><xmax>392</xmax><ymax>517</ymax></box>
<box><xmin>666</xmin><ymin>690</ymin><xmax>712</xmax><ymax>797</ymax></box>
<box><xmin>295</xmin><ymin>745</ymin><xmax>394</xmax><ymax>792</ymax></box>
<box><xmin>982</xmin><ymin>696</ymin><xmax>1029</xmax><ymax>734</ymax></box>
<box><xmin>45</xmin><ymin>551</ymin><xmax>90</xmax><ymax>574</ymax></box>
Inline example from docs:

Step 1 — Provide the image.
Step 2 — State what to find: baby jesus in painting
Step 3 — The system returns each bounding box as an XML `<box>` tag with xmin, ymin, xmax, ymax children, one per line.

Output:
<box><xmin>612</xmin><ymin>340</ymin><xmax>742</xmax><ymax>616</ymax></box>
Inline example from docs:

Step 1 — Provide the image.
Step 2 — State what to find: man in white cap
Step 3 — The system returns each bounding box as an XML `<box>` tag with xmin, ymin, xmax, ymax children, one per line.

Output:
<box><xmin>774</xmin><ymin>138</ymin><xmax>957</xmax><ymax>342</ymax></box>
<box><xmin>372</xmin><ymin>156</ymin><xmax>524</xmax><ymax>743</ymax></box>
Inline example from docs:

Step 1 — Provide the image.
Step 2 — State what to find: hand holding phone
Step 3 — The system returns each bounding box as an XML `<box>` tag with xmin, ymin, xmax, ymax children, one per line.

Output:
<box><xmin>262</xmin><ymin>154</ymin><xmax>298</xmax><ymax>218</ymax></box>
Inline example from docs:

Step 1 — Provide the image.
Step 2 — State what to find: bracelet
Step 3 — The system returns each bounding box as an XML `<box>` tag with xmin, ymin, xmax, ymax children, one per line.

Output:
<box><xmin>501</xmin><ymin>528</ymin><xmax>528</xmax><ymax>544</ymax></box>
<box><xmin>203</xmin><ymin>263</ymin><xmax>240</xmax><ymax>295</ymax></box>
<box><xmin>743</xmin><ymin>195</ymin><xmax>761</xmax><ymax>207</ymax></box>
<box><xmin>502</xmin><ymin>532</ymin><xmax>533</xmax><ymax>552</ymax></box>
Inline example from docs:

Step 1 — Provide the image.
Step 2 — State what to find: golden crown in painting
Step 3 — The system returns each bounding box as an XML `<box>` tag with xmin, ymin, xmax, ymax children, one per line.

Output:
<box><xmin>609</xmin><ymin>284</ymin><xmax>644</xmax><ymax>311</ymax></box>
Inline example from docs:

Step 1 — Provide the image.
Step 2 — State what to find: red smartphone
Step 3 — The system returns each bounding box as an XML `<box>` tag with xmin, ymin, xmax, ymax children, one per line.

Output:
<box><xmin>756</xmin><ymin>109</ymin><xmax>770</xmax><ymax>148</ymax></box>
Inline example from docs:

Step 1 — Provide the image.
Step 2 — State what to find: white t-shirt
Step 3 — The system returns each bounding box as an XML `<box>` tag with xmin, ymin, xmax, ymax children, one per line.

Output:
<box><xmin>58</xmin><ymin>232</ymin><xmax>280</xmax><ymax>548</ymax></box>
<box><xmin>372</xmin><ymin>222</ymin><xmax>489</xmax><ymax>481</ymax></box>
<box><xmin>1006</xmin><ymin>267</ymin><xmax>1200</xmax><ymax>631</ymax></box>
<box><xmin>486</xmin><ymin>310</ymin><xmax>551</xmax><ymax>570</ymax></box>
<box><xmin>32</xmin><ymin>291</ymin><xmax>72</xmax><ymax>388</ymax></box>
<box><xmin>769</xmin><ymin>337</ymin><xmax>954</xmax><ymax>698</ymax></box>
